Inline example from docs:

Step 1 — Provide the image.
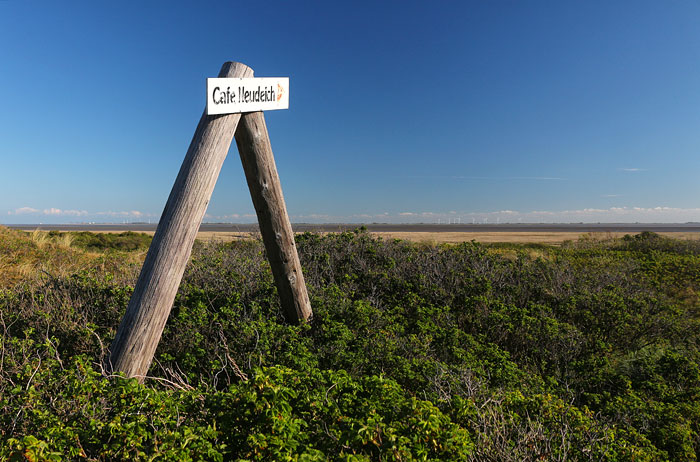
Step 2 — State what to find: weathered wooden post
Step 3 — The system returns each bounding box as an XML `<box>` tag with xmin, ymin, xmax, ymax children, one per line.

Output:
<box><xmin>108</xmin><ymin>61</ymin><xmax>311</xmax><ymax>380</ymax></box>
<box><xmin>235</xmin><ymin>112</ymin><xmax>313</xmax><ymax>323</ymax></box>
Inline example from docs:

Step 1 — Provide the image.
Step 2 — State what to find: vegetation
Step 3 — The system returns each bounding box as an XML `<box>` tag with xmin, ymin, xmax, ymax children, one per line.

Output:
<box><xmin>0</xmin><ymin>228</ymin><xmax>144</xmax><ymax>288</ymax></box>
<box><xmin>65</xmin><ymin>231</ymin><xmax>152</xmax><ymax>252</ymax></box>
<box><xmin>1</xmin><ymin>226</ymin><xmax>699</xmax><ymax>460</ymax></box>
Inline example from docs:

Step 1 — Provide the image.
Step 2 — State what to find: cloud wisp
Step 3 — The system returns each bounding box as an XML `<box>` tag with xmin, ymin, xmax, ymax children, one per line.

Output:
<box><xmin>452</xmin><ymin>176</ymin><xmax>565</xmax><ymax>181</ymax></box>
<box><xmin>402</xmin><ymin>175</ymin><xmax>566</xmax><ymax>181</ymax></box>
<box><xmin>8</xmin><ymin>207</ymin><xmax>88</xmax><ymax>217</ymax></box>
<box><xmin>6</xmin><ymin>206</ymin><xmax>153</xmax><ymax>221</ymax></box>
<box><xmin>8</xmin><ymin>207</ymin><xmax>40</xmax><ymax>215</ymax></box>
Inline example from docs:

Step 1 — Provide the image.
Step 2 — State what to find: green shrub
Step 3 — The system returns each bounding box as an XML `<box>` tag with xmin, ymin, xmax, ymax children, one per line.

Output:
<box><xmin>2</xmin><ymin>228</ymin><xmax>700</xmax><ymax>459</ymax></box>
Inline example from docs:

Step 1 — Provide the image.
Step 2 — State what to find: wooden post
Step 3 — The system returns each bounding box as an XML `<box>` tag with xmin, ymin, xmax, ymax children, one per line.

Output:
<box><xmin>108</xmin><ymin>62</ymin><xmax>253</xmax><ymax>380</ymax></box>
<box><xmin>235</xmin><ymin>112</ymin><xmax>313</xmax><ymax>323</ymax></box>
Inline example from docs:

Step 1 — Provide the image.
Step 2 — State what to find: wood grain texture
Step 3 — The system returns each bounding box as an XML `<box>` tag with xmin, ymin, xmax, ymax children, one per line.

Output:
<box><xmin>108</xmin><ymin>61</ymin><xmax>253</xmax><ymax>379</ymax></box>
<box><xmin>235</xmin><ymin>111</ymin><xmax>313</xmax><ymax>324</ymax></box>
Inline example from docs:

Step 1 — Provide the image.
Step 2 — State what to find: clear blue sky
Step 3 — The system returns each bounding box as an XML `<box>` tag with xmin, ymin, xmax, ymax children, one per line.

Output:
<box><xmin>2</xmin><ymin>1</ymin><xmax>700</xmax><ymax>224</ymax></box>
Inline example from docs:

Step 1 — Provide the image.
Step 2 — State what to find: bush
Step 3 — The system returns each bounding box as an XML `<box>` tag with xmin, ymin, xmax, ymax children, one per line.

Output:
<box><xmin>2</xmin><ymin>228</ymin><xmax>700</xmax><ymax>459</ymax></box>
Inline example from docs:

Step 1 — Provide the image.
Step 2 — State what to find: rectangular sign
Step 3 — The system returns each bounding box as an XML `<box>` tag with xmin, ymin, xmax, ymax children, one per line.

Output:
<box><xmin>207</xmin><ymin>77</ymin><xmax>289</xmax><ymax>115</ymax></box>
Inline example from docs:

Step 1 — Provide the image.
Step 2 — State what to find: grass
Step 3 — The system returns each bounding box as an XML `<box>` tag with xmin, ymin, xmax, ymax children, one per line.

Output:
<box><xmin>373</xmin><ymin>230</ymin><xmax>700</xmax><ymax>245</ymax></box>
<box><xmin>0</xmin><ymin>226</ymin><xmax>147</xmax><ymax>287</ymax></box>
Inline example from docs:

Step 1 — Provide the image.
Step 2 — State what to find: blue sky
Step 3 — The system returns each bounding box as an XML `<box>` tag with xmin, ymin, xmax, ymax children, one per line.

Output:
<box><xmin>2</xmin><ymin>1</ymin><xmax>700</xmax><ymax>224</ymax></box>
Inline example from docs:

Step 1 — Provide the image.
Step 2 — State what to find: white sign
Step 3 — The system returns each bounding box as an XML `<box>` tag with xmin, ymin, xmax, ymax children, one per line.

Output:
<box><xmin>207</xmin><ymin>77</ymin><xmax>289</xmax><ymax>115</ymax></box>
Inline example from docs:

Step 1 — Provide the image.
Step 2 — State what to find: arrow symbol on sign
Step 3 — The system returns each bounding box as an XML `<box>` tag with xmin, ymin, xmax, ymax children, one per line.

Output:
<box><xmin>277</xmin><ymin>83</ymin><xmax>284</xmax><ymax>102</ymax></box>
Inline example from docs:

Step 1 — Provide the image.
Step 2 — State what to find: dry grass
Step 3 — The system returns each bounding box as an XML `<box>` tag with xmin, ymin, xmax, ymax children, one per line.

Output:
<box><xmin>373</xmin><ymin>231</ymin><xmax>593</xmax><ymax>245</ymax></box>
<box><xmin>11</xmin><ymin>227</ymin><xmax>700</xmax><ymax>247</ymax></box>
<box><xmin>195</xmin><ymin>230</ymin><xmax>700</xmax><ymax>245</ymax></box>
<box><xmin>373</xmin><ymin>231</ymin><xmax>700</xmax><ymax>245</ymax></box>
<box><xmin>195</xmin><ymin>231</ymin><xmax>258</xmax><ymax>242</ymax></box>
<box><xmin>31</xmin><ymin>229</ymin><xmax>50</xmax><ymax>248</ymax></box>
<box><xmin>56</xmin><ymin>232</ymin><xmax>74</xmax><ymax>249</ymax></box>
<box><xmin>0</xmin><ymin>226</ymin><xmax>144</xmax><ymax>287</ymax></box>
<box><xmin>155</xmin><ymin>229</ymin><xmax>700</xmax><ymax>245</ymax></box>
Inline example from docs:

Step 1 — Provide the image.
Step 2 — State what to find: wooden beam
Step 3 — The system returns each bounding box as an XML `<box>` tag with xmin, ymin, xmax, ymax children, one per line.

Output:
<box><xmin>108</xmin><ymin>62</ymin><xmax>253</xmax><ymax>379</ymax></box>
<box><xmin>235</xmin><ymin>111</ymin><xmax>313</xmax><ymax>323</ymax></box>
